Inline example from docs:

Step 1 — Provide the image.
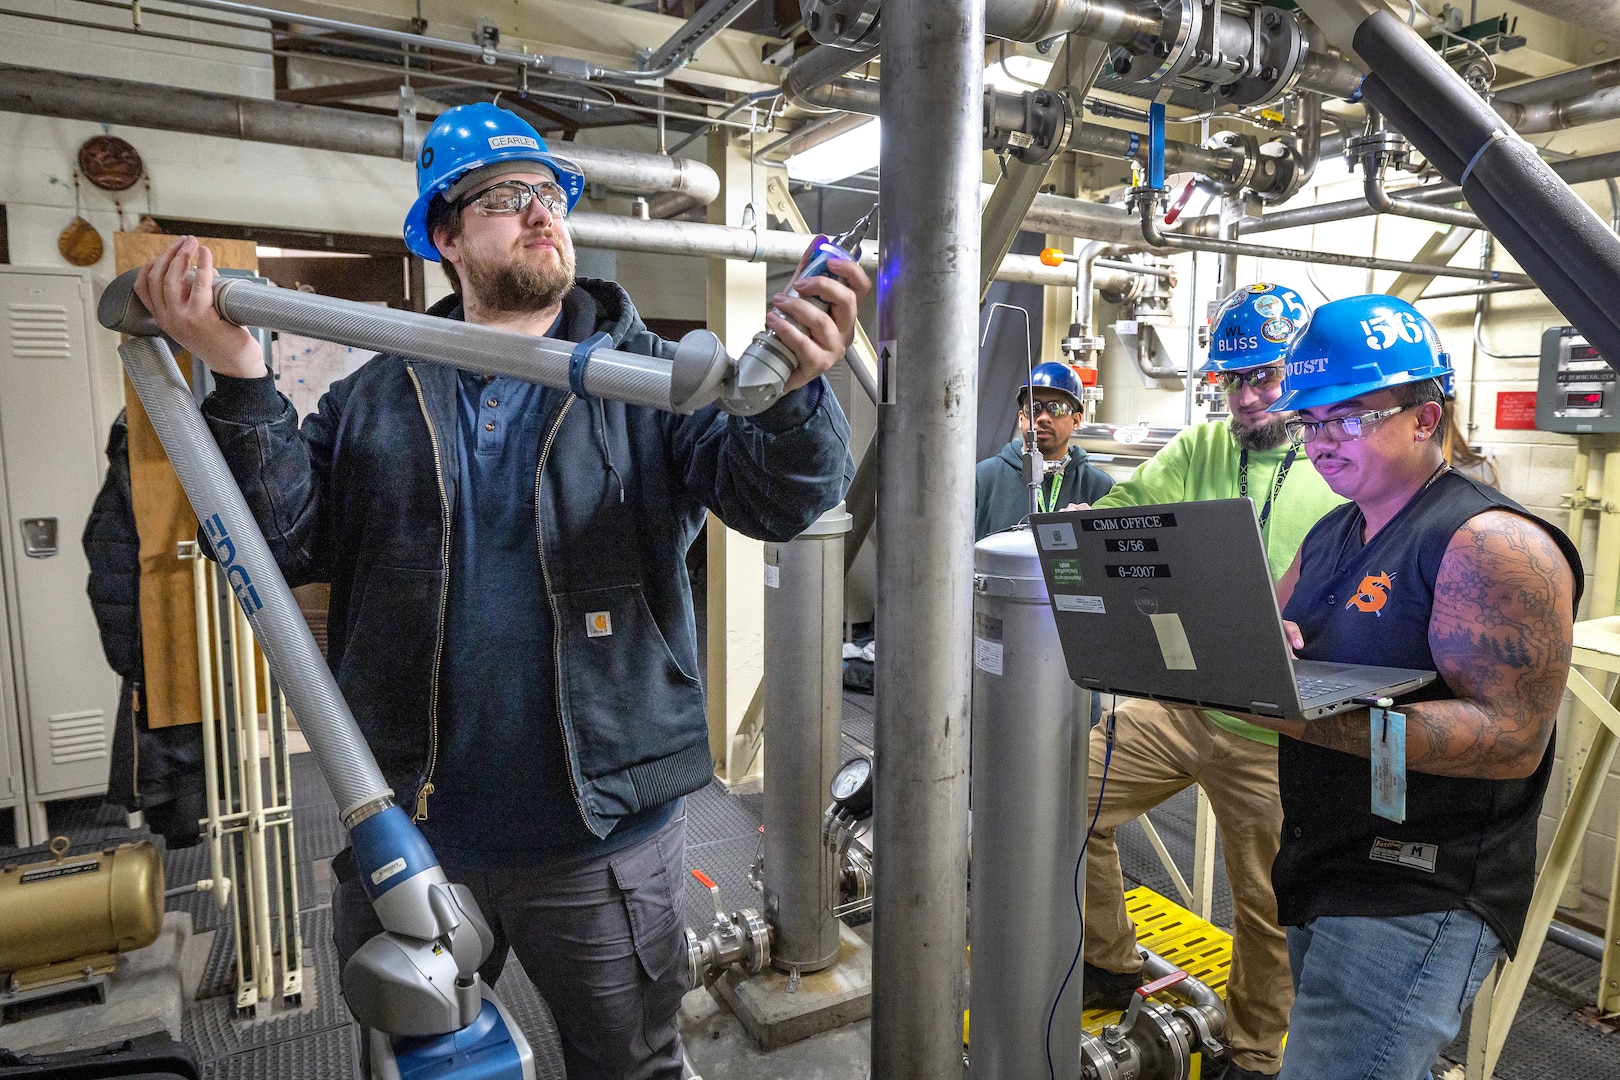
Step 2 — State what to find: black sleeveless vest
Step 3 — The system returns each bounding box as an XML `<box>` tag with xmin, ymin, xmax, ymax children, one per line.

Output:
<box><xmin>1276</xmin><ymin>470</ymin><xmax>1582</xmax><ymax>956</ymax></box>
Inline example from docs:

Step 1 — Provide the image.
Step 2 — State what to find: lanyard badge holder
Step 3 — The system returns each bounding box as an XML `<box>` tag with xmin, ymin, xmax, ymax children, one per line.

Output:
<box><xmin>1357</xmin><ymin>694</ymin><xmax>1407</xmax><ymax>823</ymax></box>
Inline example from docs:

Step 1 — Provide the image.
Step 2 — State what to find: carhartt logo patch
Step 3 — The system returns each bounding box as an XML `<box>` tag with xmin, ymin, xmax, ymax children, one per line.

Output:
<box><xmin>1346</xmin><ymin>571</ymin><xmax>1395</xmax><ymax>615</ymax></box>
<box><xmin>587</xmin><ymin>611</ymin><xmax>612</xmax><ymax>637</ymax></box>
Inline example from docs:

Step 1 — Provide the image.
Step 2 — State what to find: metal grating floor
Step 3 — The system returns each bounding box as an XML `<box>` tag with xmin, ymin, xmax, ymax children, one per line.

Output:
<box><xmin>5</xmin><ymin>691</ymin><xmax>1620</xmax><ymax>1078</ymax></box>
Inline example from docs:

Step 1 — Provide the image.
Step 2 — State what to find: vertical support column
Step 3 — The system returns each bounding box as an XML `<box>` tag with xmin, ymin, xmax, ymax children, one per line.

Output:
<box><xmin>873</xmin><ymin>1</ymin><xmax>982</xmax><ymax>1076</ymax></box>
<box><xmin>705</xmin><ymin>129</ymin><xmax>770</xmax><ymax>787</ymax></box>
<box><xmin>1561</xmin><ymin>439</ymin><xmax>1597</xmax><ymax>909</ymax></box>
<box><xmin>1192</xmin><ymin>788</ymin><xmax>1218</xmax><ymax>920</ymax></box>
<box><xmin>763</xmin><ymin>504</ymin><xmax>850</xmax><ymax>973</ymax></box>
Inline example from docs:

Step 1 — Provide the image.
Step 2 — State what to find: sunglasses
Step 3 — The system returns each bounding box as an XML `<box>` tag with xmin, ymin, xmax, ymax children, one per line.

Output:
<box><xmin>457</xmin><ymin>179</ymin><xmax>570</xmax><ymax>218</ymax></box>
<box><xmin>1023</xmin><ymin>399</ymin><xmax>1076</xmax><ymax>419</ymax></box>
<box><xmin>1211</xmin><ymin>365</ymin><xmax>1284</xmax><ymax>393</ymax></box>
<box><xmin>1285</xmin><ymin>404</ymin><xmax>1412</xmax><ymax>444</ymax></box>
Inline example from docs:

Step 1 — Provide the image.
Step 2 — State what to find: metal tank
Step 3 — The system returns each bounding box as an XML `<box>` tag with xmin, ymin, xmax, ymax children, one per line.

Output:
<box><xmin>969</xmin><ymin>528</ymin><xmax>1090</xmax><ymax>1080</ymax></box>
<box><xmin>762</xmin><ymin>502</ymin><xmax>851</xmax><ymax>973</ymax></box>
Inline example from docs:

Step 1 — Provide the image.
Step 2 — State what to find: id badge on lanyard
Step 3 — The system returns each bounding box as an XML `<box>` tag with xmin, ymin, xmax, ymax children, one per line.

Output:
<box><xmin>1371</xmin><ymin>707</ymin><xmax>1407</xmax><ymax>823</ymax></box>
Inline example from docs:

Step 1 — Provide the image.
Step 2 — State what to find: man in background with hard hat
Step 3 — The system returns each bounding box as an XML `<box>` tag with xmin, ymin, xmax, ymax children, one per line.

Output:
<box><xmin>974</xmin><ymin>361</ymin><xmax>1114</xmax><ymax>540</ymax></box>
<box><xmin>134</xmin><ymin>101</ymin><xmax>868</xmax><ymax>1079</ymax></box>
<box><xmin>1078</xmin><ymin>284</ymin><xmax>1342</xmax><ymax>1080</ymax></box>
<box><xmin>1234</xmin><ymin>295</ymin><xmax>1580</xmax><ymax>1080</ymax></box>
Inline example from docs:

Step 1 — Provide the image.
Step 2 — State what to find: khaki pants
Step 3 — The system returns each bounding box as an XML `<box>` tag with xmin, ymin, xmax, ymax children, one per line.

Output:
<box><xmin>1085</xmin><ymin>698</ymin><xmax>1293</xmax><ymax>1073</ymax></box>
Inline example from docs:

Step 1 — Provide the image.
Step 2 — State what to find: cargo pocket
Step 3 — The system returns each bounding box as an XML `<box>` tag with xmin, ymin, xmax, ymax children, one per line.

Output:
<box><xmin>609</xmin><ymin>823</ymin><xmax>691</xmax><ymax>1030</ymax></box>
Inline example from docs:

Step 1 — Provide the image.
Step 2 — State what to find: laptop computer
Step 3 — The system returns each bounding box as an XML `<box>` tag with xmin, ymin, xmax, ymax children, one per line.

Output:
<box><xmin>1027</xmin><ymin>499</ymin><xmax>1435</xmax><ymax>721</ymax></box>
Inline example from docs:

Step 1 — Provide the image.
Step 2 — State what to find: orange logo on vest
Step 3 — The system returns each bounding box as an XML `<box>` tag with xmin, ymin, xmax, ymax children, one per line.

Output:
<box><xmin>1345</xmin><ymin>572</ymin><xmax>1394</xmax><ymax>615</ymax></box>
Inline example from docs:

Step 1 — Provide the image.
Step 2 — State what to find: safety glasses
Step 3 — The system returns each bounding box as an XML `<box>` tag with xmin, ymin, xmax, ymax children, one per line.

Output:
<box><xmin>1285</xmin><ymin>404</ymin><xmax>1412</xmax><ymax>444</ymax></box>
<box><xmin>1023</xmin><ymin>399</ymin><xmax>1076</xmax><ymax>419</ymax></box>
<box><xmin>1212</xmin><ymin>364</ymin><xmax>1284</xmax><ymax>394</ymax></box>
<box><xmin>458</xmin><ymin>179</ymin><xmax>570</xmax><ymax>218</ymax></box>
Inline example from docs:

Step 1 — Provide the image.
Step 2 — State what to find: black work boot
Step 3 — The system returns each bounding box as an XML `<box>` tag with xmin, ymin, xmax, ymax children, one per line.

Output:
<box><xmin>1081</xmin><ymin>962</ymin><xmax>1144</xmax><ymax>1010</ymax></box>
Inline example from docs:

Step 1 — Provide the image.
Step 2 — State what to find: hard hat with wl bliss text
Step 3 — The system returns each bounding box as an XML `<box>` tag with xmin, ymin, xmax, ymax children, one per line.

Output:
<box><xmin>1201</xmin><ymin>282</ymin><xmax>1311</xmax><ymax>372</ymax></box>
<box><xmin>403</xmin><ymin>102</ymin><xmax>586</xmax><ymax>261</ymax></box>
<box><xmin>1267</xmin><ymin>294</ymin><xmax>1452</xmax><ymax>412</ymax></box>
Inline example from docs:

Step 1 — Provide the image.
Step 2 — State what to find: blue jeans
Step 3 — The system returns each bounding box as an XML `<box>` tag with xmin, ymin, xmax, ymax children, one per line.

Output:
<box><xmin>1279</xmin><ymin>910</ymin><xmax>1502</xmax><ymax>1080</ymax></box>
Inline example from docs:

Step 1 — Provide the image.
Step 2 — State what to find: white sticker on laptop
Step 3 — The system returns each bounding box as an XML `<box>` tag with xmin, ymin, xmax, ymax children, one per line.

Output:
<box><xmin>764</xmin><ymin>564</ymin><xmax>780</xmax><ymax>589</ymax></box>
<box><xmin>1053</xmin><ymin>594</ymin><xmax>1105</xmax><ymax>613</ymax></box>
<box><xmin>1036</xmin><ymin>522</ymin><xmax>1077</xmax><ymax>550</ymax></box>
<box><xmin>1147</xmin><ymin>612</ymin><xmax>1197</xmax><ymax>670</ymax></box>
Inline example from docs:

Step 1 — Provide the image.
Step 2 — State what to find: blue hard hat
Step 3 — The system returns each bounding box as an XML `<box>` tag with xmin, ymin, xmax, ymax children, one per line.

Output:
<box><xmin>1268</xmin><ymin>294</ymin><xmax>1452</xmax><ymax>412</ymax></box>
<box><xmin>1020</xmin><ymin>362</ymin><xmax>1083</xmax><ymax>409</ymax></box>
<box><xmin>1201</xmin><ymin>282</ymin><xmax>1311</xmax><ymax>372</ymax></box>
<box><xmin>402</xmin><ymin>103</ymin><xmax>587</xmax><ymax>262</ymax></box>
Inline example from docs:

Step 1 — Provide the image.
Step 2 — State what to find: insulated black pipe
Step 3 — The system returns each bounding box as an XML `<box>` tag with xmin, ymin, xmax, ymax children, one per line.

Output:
<box><xmin>1363</xmin><ymin>74</ymin><xmax>1620</xmax><ymax>363</ymax></box>
<box><xmin>1354</xmin><ymin>10</ymin><xmax>1620</xmax><ymax>366</ymax></box>
<box><xmin>1365</xmin><ymin>77</ymin><xmax>1618</xmax><ymax>356</ymax></box>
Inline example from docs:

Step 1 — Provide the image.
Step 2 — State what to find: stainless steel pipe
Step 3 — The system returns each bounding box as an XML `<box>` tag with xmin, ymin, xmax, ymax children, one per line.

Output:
<box><xmin>871</xmin><ymin>0</ymin><xmax>978</xmax><ymax>1074</ymax></box>
<box><xmin>0</xmin><ymin>64</ymin><xmax>721</xmax><ymax>203</ymax></box>
<box><xmin>762</xmin><ymin>505</ymin><xmax>852</xmax><ymax>974</ymax></box>
<box><xmin>985</xmin><ymin>0</ymin><xmax>1162</xmax><ymax>44</ymax></box>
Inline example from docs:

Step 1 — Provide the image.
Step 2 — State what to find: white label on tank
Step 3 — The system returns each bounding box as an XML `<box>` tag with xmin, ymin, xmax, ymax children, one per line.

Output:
<box><xmin>371</xmin><ymin>857</ymin><xmax>407</xmax><ymax>886</ymax></box>
<box><xmin>1036</xmin><ymin>522</ymin><xmax>1077</xmax><ymax>550</ymax></box>
<box><xmin>973</xmin><ymin>636</ymin><xmax>1004</xmax><ymax>676</ymax></box>
<box><xmin>1148</xmin><ymin>612</ymin><xmax>1197</xmax><ymax>670</ymax></box>
<box><xmin>1115</xmin><ymin>319</ymin><xmax>1139</xmax><ymax>336</ymax></box>
<box><xmin>1054</xmin><ymin>594</ymin><xmax>1105</xmax><ymax>613</ymax></box>
<box><xmin>764</xmin><ymin>564</ymin><xmax>780</xmax><ymax>589</ymax></box>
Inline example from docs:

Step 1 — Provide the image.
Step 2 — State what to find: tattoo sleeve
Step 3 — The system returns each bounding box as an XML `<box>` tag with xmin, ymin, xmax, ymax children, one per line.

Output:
<box><xmin>1294</xmin><ymin>511</ymin><xmax>1575</xmax><ymax>779</ymax></box>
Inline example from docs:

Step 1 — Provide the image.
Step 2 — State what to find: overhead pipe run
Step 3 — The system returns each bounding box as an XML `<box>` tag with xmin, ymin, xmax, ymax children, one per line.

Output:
<box><xmin>0</xmin><ymin>64</ymin><xmax>721</xmax><ymax>202</ymax></box>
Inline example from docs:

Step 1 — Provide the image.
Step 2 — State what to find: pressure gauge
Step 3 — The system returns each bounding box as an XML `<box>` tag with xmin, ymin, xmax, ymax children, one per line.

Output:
<box><xmin>830</xmin><ymin>755</ymin><xmax>874</xmax><ymax>820</ymax></box>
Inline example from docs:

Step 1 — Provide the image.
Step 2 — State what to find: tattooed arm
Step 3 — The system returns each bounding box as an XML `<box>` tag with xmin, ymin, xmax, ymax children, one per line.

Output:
<box><xmin>1255</xmin><ymin>510</ymin><xmax>1575</xmax><ymax>778</ymax></box>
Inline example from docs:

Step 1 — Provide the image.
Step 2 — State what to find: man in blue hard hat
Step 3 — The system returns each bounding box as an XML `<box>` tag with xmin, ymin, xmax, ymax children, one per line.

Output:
<box><xmin>1241</xmin><ymin>295</ymin><xmax>1580</xmax><ymax>1080</ymax></box>
<box><xmin>974</xmin><ymin>361</ymin><xmax>1114</xmax><ymax>540</ymax></box>
<box><xmin>1078</xmin><ymin>284</ymin><xmax>1343</xmax><ymax>1080</ymax></box>
<box><xmin>133</xmin><ymin>101</ymin><xmax>869</xmax><ymax>1079</ymax></box>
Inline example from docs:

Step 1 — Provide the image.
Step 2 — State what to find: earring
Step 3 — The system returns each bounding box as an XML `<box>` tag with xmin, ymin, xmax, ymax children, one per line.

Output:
<box><xmin>1416</xmin><ymin>432</ymin><xmax>1426</xmax><ymax>441</ymax></box>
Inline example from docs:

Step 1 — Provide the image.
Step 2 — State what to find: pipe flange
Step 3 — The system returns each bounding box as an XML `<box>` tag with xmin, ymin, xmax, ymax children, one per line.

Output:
<box><xmin>737</xmin><ymin>909</ymin><xmax>771</xmax><ymax>975</ymax></box>
<box><xmin>800</xmin><ymin>0</ymin><xmax>881</xmax><ymax>49</ymax></box>
<box><xmin>1126</xmin><ymin>1000</ymin><xmax>1191</xmax><ymax>1080</ymax></box>
<box><xmin>1250</xmin><ymin>141</ymin><xmax>1303</xmax><ymax>203</ymax></box>
<box><xmin>1018</xmin><ymin>88</ymin><xmax>1076</xmax><ymax>167</ymax></box>
<box><xmin>1079</xmin><ymin>1031</ymin><xmax>1125</xmax><ymax>1080</ymax></box>
<box><xmin>1108</xmin><ymin>0</ymin><xmax>1200</xmax><ymax>92</ymax></box>
<box><xmin>1222</xmin><ymin>7</ymin><xmax>1308</xmax><ymax>106</ymax></box>
<box><xmin>1204</xmin><ymin>130</ymin><xmax>1260</xmax><ymax>192</ymax></box>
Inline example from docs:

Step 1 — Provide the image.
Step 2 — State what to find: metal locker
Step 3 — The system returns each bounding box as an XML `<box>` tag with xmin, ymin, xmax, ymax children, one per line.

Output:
<box><xmin>0</xmin><ymin>266</ymin><xmax>119</xmax><ymax>845</ymax></box>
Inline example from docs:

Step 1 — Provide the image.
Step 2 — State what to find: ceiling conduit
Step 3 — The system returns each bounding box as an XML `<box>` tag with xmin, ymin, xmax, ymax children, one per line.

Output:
<box><xmin>0</xmin><ymin>63</ymin><xmax>721</xmax><ymax>203</ymax></box>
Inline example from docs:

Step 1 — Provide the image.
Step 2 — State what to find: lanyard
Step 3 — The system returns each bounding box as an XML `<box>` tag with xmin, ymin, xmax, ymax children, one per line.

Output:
<box><xmin>1036</xmin><ymin>467</ymin><xmax>1065</xmax><ymax>515</ymax></box>
<box><xmin>1239</xmin><ymin>441</ymin><xmax>1300</xmax><ymax>533</ymax></box>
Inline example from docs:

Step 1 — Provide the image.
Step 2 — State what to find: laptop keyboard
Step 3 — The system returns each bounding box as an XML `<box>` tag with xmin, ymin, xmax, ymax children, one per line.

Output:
<box><xmin>1296</xmin><ymin>676</ymin><xmax>1354</xmax><ymax>699</ymax></box>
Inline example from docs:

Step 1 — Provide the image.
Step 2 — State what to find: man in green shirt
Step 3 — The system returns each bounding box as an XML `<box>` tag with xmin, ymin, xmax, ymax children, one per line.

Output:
<box><xmin>975</xmin><ymin>362</ymin><xmax>1114</xmax><ymax>540</ymax></box>
<box><xmin>1080</xmin><ymin>284</ymin><xmax>1343</xmax><ymax>1080</ymax></box>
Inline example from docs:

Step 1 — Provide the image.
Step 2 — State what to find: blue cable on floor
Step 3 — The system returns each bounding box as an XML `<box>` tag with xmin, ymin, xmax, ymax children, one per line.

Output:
<box><xmin>1045</xmin><ymin>700</ymin><xmax>1118</xmax><ymax>1080</ymax></box>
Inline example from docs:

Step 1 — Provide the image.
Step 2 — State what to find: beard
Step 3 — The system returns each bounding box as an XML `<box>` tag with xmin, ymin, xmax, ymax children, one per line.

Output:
<box><xmin>1232</xmin><ymin>414</ymin><xmax>1290</xmax><ymax>452</ymax></box>
<box><xmin>462</xmin><ymin>237</ymin><xmax>576</xmax><ymax>314</ymax></box>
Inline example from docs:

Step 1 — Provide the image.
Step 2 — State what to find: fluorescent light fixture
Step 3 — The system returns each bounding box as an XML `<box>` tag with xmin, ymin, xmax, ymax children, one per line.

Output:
<box><xmin>784</xmin><ymin>117</ymin><xmax>882</xmax><ymax>184</ymax></box>
<box><xmin>984</xmin><ymin>54</ymin><xmax>1054</xmax><ymax>92</ymax></box>
<box><xmin>255</xmin><ymin>246</ymin><xmax>370</xmax><ymax>259</ymax></box>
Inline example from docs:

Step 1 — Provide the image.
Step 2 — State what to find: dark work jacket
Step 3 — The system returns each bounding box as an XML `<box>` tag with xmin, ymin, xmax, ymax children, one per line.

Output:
<box><xmin>82</xmin><ymin>411</ymin><xmax>204</xmax><ymax>845</ymax></box>
<box><xmin>974</xmin><ymin>439</ymin><xmax>1114</xmax><ymax>541</ymax></box>
<box><xmin>200</xmin><ymin>280</ymin><xmax>853</xmax><ymax>837</ymax></box>
<box><xmin>1277</xmin><ymin>471</ymin><xmax>1582</xmax><ymax>956</ymax></box>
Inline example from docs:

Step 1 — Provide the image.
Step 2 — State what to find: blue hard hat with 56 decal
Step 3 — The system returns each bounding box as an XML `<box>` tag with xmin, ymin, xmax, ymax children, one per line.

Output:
<box><xmin>1201</xmin><ymin>282</ymin><xmax>1311</xmax><ymax>372</ymax></box>
<box><xmin>1267</xmin><ymin>294</ymin><xmax>1452</xmax><ymax>412</ymax></box>
<box><xmin>402</xmin><ymin>102</ymin><xmax>586</xmax><ymax>262</ymax></box>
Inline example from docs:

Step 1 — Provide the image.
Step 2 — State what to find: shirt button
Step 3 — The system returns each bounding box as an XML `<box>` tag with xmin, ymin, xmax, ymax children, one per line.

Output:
<box><xmin>484</xmin><ymin>421</ymin><xmax>496</xmax><ymax>432</ymax></box>
<box><xmin>487</xmin><ymin>398</ymin><xmax>498</xmax><ymax>408</ymax></box>
<box><xmin>1294</xmin><ymin>827</ymin><xmax>1303</xmax><ymax>838</ymax></box>
<box><xmin>1326</xmin><ymin>595</ymin><xmax>1336</xmax><ymax>605</ymax></box>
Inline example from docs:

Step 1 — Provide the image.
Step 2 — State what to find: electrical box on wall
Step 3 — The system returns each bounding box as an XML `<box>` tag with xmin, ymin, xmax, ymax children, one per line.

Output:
<box><xmin>1536</xmin><ymin>326</ymin><xmax>1620</xmax><ymax>433</ymax></box>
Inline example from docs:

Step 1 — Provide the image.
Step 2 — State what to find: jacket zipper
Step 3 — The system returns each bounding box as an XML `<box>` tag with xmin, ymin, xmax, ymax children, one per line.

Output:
<box><xmin>407</xmin><ymin>365</ymin><xmax>452</xmax><ymax>822</ymax></box>
<box><xmin>534</xmin><ymin>395</ymin><xmax>589</xmax><ymax>823</ymax></box>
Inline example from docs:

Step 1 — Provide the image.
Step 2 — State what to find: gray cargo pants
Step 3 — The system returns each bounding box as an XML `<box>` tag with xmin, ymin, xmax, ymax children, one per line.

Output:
<box><xmin>333</xmin><ymin>815</ymin><xmax>689</xmax><ymax>1080</ymax></box>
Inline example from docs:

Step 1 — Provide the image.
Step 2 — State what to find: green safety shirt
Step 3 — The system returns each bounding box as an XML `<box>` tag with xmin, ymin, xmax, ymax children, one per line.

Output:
<box><xmin>1091</xmin><ymin>419</ymin><xmax>1346</xmax><ymax>746</ymax></box>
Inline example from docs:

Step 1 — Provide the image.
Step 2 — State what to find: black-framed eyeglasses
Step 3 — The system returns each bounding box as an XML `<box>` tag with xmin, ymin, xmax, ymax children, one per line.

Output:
<box><xmin>1212</xmin><ymin>364</ymin><xmax>1284</xmax><ymax>394</ymax></box>
<box><xmin>1285</xmin><ymin>404</ymin><xmax>1412</xmax><ymax>444</ymax></box>
<box><xmin>1023</xmin><ymin>399</ymin><xmax>1076</xmax><ymax>419</ymax></box>
<box><xmin>457</xmin><ymin>179</ymin><xmax>570</xmax><ymax>218</ymax></box>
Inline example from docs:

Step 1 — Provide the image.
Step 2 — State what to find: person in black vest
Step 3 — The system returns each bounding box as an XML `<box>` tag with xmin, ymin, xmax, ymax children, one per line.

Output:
<box><xmin>83</xmin><ymin>410</ymin><xmax>205</xmax><ymax>847</ymax></box>
<box><xmin>1238</xmin><ymin>295</ymin><xmax>1581</xmax><ymax>1080</ymax></box>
